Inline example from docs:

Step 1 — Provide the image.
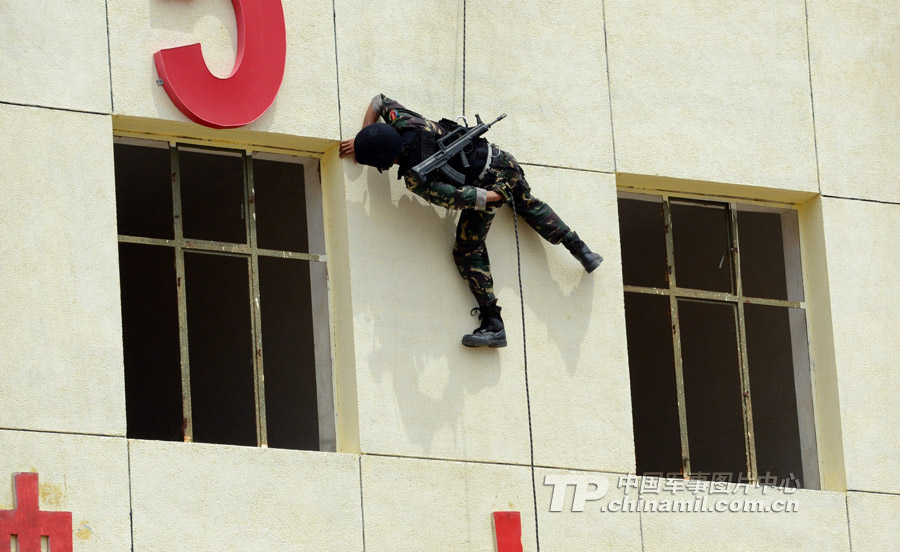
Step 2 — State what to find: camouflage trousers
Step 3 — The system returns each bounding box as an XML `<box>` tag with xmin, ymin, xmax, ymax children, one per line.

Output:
<box><xmin>453</xmin><ymin>150</ymin><xmax>574</xmax><ymax>307</ymax></box>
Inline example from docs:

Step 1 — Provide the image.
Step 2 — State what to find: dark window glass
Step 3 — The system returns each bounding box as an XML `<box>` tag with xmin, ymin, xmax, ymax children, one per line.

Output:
<box><xmin>745</xmin><ymin>304</ymin><xmax>805</xmax><ymax>485</ymax></box>
<box><xmin>624</xmin><ymin>293</ymin><xmax>682</xmax><ymax>475</ymax></box>
<box><xmin>671</xmin><ymin>201</ymin><xmax>733</xmax><ymax>293</ymax></box>
<box><xmin>119</xmin><ymin>243</ymin><xmax>182</xmax><ymax>440</ymax></box>
<box><xmin>738</xmin><ymin>211</ymin><xmax>789</xmax><ymax>300</ymax></box>
<box><xmin>254</xmin><ymin>159</ymin><xmax>309</xmax><ymax>253</ymax></box>
<box><xmin>180</xmin><ymin>149</ymin><xmax>246</xmax><ymax>244</ymax></box>
<box><xmin>185</xmin><ymin>253</ymin><xmax>257</xmax><ymax>446</ymax></box>
<box><xmin>114</xmin><ymin>143</ymin><xmax>173</xmax><ymax>239</ymax></box>
<box><xmin>618</xmin><ymin>196</ymin><xmax>668</xmax><ymax>288</ymax></box>
<box><xmin>259</xmin><ymin>257</ymin><xmax>319</xmax><ymax>450</ymax></box>
<box><xmin>679</xmin><ymin>300</ymin><xmax>747</xmax><ymax>478</ymax></box>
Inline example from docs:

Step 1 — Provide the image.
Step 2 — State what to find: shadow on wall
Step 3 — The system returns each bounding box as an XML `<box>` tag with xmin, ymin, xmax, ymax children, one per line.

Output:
<box><xmin>507</xmin><ymin>189</ymin><xmax>597</xmax><ymax>377</ymax></box>
<box><xmin>346</xmin><ymin>162</ymin><xmax>595</xmax><ymax>455</ymax></box>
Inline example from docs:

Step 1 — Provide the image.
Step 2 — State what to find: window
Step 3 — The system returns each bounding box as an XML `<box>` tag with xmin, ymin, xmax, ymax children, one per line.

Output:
<box><xmin>114</xmin><ymin>138</ymin><xmax>334</xmax><ymax>452</ymax></box>
<box><xmin>618</xmin><ymin>192</ymin><xmax>818</xmax><ymax>489</ymax></box>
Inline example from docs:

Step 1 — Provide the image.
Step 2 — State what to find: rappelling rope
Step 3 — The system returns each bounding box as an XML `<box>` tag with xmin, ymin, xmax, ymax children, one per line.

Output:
<box><xmin>508</xmin><ymin>193</ymin><xmax>541</xmax><ymax>551</ymax></box>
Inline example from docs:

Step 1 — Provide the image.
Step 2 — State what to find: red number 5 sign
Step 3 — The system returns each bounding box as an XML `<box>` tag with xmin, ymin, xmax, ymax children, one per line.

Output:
<box><xmin>154</xmin><ymin>0</ymin><xmax>287</xmax><ymax>129</ymax></box>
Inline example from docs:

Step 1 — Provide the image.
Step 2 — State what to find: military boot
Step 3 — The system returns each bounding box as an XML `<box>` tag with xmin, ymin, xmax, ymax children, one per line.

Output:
<box><xmin>462</xmin><ymin>303</ymin><xmax>507</xmax><ymax>348</ymax></box>
<box><xmin>563</xmin><ymin>232</ymin><xmax>603</xmax><ymax>273</ymax></box>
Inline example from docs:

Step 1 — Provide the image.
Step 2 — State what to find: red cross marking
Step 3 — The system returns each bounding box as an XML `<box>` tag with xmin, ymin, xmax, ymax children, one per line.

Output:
<box><xmin>0</xmin><ymin>473</ymin><xmax>72</xmax><ymax>552</ymax></box>
<box><xmin>493</xmin><ymin>511</ymin><xmax>523</xmax><ymax>552</ymax></box>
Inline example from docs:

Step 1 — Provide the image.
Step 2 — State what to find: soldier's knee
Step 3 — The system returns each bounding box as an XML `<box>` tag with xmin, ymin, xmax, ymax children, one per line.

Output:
<box><xmin>453</xmin><ymin>239</ymin><xmax>483</xmax><ymax>259</ymax></box>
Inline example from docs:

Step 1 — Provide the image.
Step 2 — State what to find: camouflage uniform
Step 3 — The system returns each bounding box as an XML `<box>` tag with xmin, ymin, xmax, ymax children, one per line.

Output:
<box><xmin>372</xmin><ymin>94</ymin><xmax>574</xmax><ymax>307</ymax></box>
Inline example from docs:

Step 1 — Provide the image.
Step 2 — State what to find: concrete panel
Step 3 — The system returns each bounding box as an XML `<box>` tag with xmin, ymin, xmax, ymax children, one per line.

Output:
<box><xmin>335</xmin><ymin>0</ymin><xmax>464</xmax><ymax>140</ymax></box>
<box><xmin>361</xmin><ymin>455</ymin><xmax>537</xmax><ymax>552</ymax></box>
<box><xmin>821</xmin><ymin>198</ymin><xmax>900</xmax><ymax>494</ymax></box>
<box><xmin>847</xmin><ymin>491</ymin><xmax>900</xmax><ymax>552</ymax></box>
<box><xmin>517</xmin><ymin>168</ymin><xmax>633</xmax><ymax>473</ymax></box>
<box><xmin>341</xmin><ymin>160</ymin><xmax>523</xmax><ymax>461</ymax></box>
<box><xmin>338</xmin><ymin>160</ymin><xmax>531</xmax><ymax>464</ymax></box>
<box><xmin>808</xmin><ymin>1</ymin><xmax>900</xmax><ymax>203</ymax></box>
<box><xmin>605</xmin><ymin>1</ymin><xmax>818</xmax><ymax>191</ymax></box>
<box><xmin>0</xmin><ymin>0</ymin><xmax>111</xmax><ymax>113</ymax></box>
<box><xmin>108</xmin><ymin>0</ymin><xmax>339</xmax><ymax>139</ymax></box>
<box><xmin>465</xmin><ymin>0</ymin><xmax>614</xmax><ymax>172</ymax></box>
<box><xmin>0</xmin><ymin>430</ymin><xmax>131</xmax><ymax>551</ymax></box>
<box><xmin>640</xmin><ymin>477</ymin><xmax>850</xmax><ymax>551</ymax></box>
<box><xmin>0</xmin><ymin>104</ymin><xmax>126</xmax><ymax>436</ymax></box>
<box><xmin>129</xmin><ymin>440</ymin><xmax>363</xmax><ymax>551</ymax></box>
<box><xmin>535</xmin><ymin>468</ymin><xmax>642</xmax><ymax>551</ymax></box>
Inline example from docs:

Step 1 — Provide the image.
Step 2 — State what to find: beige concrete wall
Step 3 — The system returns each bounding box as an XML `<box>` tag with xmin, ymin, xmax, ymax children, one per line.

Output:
<box><xmin>535</xmin><ymin>471</ymin><xmax>851</xmax><ymax>551</ymax></box>
<box><xmin>820</xmin><ymin>197</ymin><xmax>900</xmax><ymax>495</ymax></box>
<box><xmin>360</xmin><ymin>455</ymin><xmax>537</xmax><ymax>551</ymax></box>
<box><xmin>465</xmin><ymin>0</ymin><xmax>614</xmax><ymax>172</ymax></box>
<box><xmin>639</xmin><ymin>477</ymin><xmax>850</xmax><ymax>551</ymax></box>
<box><xmin>334</xmin><ymin>0</ymin><xmax>464</xmax><ymax>140</ymax></box>
<box><xmin>4</xmin><ymin>0</ymin><xmax>900</xmax><ymax>549</ymax></box>
<box><xmin>0</xmin><ymin>0</ymin><xmax>111</xmax><ymax>113</ymax></box>
<box><xmin>605</xmin><ymin>0</ymin><xmax>818</xmax><ymax>192</ymax></box>
<box><xmin>334</xmin><ymin>159</ymin><xmax>532</xmax><ymax>464</ymax></box>
<box><xmin>0</xmin><ymin>103</ymin><xmax>126</xmax><ymax>436</ymax></box>
<box><xmin>0</xmin><ymin>429</ymin><xmax>132</xmax><ymax>551</ymax></box>
<box><xmin>107</xmin><ymin>0</ymin><xmax>340</xmax><ymax>140</ymax></box>
<box><xmin>846</xmin><ymin>491</ymin><xmax>900</xmax><ymax>552</ymax></box>
<box><xmin>129</xmin><ymin>440</ymin><xmax>364</xmax><ymax>551</ymax></box>
<box><xmin>535</xmin><ymin>468</ymin><xmax>642</xmax><ymax>551</ymax></box>
<box><xmin>517</xmin><ymin>167</ymin><xmax>633</xmax><ymax>473</ymax></box>
<box><xmin>807</xmin><ymin>0</ymin><xmax>900</xmax><ymax>203</ymax></box>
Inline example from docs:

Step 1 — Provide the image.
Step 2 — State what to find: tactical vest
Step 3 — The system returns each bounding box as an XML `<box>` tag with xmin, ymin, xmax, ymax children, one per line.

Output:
<box><xmin>397</xmin><ymin>118</ymin><xmax>491</xmax><ymax>187</ymax></box>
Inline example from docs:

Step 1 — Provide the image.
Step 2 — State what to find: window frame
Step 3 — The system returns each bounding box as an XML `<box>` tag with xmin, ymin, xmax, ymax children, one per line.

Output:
<box><xmin>114</xmin><ymin>136</ymin><xmax>335</xmax><ymax>451</ymax></box>
<box><xmin>618</xmin><ymin>190</ymin><xmax>820</xmax><ymax>488</ymax></box>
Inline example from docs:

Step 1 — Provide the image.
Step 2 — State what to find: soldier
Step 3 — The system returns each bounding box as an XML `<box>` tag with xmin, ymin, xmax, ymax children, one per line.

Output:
<box><xmin>340</xmin><ymin>94</ymin><xmax>602</xmax><ymax>348</ymax></box>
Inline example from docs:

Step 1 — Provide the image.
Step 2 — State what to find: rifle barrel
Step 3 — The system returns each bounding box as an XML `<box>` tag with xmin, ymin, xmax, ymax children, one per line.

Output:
<box><xmin>488</xmin><ymin>113</ymin><xmax>507</xmax><ymax>127</ymax></box>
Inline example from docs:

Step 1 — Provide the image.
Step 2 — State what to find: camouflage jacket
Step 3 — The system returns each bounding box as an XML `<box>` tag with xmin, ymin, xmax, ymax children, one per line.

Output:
<box><xmin>371</xmin><ymin>94</ymin><xmax>490</xmax><ymax>211</ymax></box>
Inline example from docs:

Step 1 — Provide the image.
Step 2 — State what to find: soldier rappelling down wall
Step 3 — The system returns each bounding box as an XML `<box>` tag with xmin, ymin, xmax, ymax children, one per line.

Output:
<box><xmin>340</xmin><ymin>94</ymin><xmax>603</xmax><ymax>348</ymax></box>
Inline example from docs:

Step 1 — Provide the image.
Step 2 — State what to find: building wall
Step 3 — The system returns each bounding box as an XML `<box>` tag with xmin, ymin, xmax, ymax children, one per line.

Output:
<box><xmin>1</xmin><ymin>0</ymin><xmax>898</xmax><ymax>550</ymax></box>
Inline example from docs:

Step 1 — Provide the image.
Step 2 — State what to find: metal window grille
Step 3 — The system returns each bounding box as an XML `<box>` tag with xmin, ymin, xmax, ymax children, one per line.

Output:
<box><xmin>114</xmin><ymin>138</ymin><xmax>334</xmax><ymax>451</ymax></box>
<box><xmin>619</xmin><ymin>191</ymin><xmax>818</xmax><ymax>488</ymax></box>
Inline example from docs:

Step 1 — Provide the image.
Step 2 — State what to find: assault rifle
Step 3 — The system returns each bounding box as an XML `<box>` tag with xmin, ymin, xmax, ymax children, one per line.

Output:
<box><xmin>410</xmin><ymin>113</ymin><xmax>507</xmax><ymax>187</ymax></box>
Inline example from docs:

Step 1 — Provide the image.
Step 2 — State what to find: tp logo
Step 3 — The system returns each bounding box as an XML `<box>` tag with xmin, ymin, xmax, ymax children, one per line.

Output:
<box><xmin>543</xmin><ymin>474</ymin><xmax>609</xmax><ymax>512</ymax></box>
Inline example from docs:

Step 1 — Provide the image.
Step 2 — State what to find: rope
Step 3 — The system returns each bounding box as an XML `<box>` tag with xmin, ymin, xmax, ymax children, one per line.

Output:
<box><xmin>509</xmin><ymin>195</ymin><xmax>540</xmax><ymax>551</ymax></box>
<box><xmin>461</xmin><ymin>0</ymin><xmax>466</xmax><ymax>117</ymax></box>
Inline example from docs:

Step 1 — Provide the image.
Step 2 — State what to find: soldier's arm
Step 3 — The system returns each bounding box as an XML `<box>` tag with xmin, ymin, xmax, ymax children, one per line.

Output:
<box><xmin>362</xmin><ymin>101</ymin><xmax>379</xmax><ymax>127</ymax></box>
<box><xmin>339</xmin><ymin>98</ymin><xmax>381</xmax><ymax>158</ymax></box>
<box><xmin>404</xmin><ymin>174</ymin><xmax>491</xmax><ymax>211</ymax></box>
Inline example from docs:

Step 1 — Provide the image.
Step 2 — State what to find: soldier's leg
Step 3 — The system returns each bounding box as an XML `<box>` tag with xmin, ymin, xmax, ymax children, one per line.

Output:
<box><xmin>506</xmin><ymin>161</ymin><xmax>603</xmax><ymax>272</ymax></box>
<box><xmin>510</xmin><ymin>173</ymin><xmax>574</xmax><ymax>245</ymax></box>
<box><xmin>454</xmin><ymin>208</ymin><xmax>507</xmax><ymax>347</ymax></box>
<box><xmin>487</xmin><ymin>150</ymin><xmax>573</xmax><ymax>244</ymax></box>
<box><xmin>453</xmin><ymin>208</ymin><xmax>497</xmax><ymax>307</ymax></box>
